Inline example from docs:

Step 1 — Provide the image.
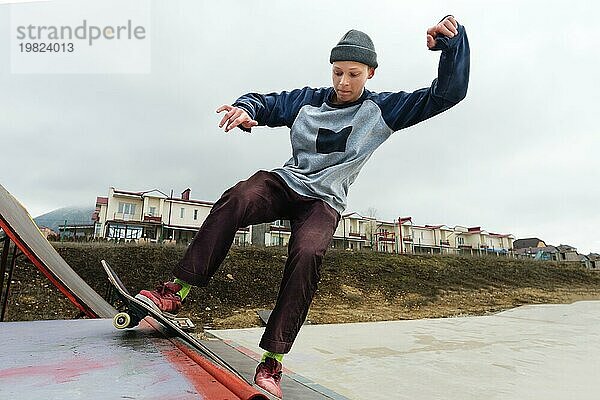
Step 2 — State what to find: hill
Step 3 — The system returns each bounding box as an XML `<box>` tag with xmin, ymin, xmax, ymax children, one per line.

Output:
<box><xmin>5</xmin><ymin>243</ymin><xmax>600</xmax><ymax>328</ymax></box>
<box><xmin>33</xmin><ymin>206</ymin><xmax>94</xmax><ymax>232</ymax></box>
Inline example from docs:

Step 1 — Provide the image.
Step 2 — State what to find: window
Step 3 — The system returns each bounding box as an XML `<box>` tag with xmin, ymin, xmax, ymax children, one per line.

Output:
<box><xmin>108</xmin><ymin>224</ymin><xmax>142</xmax><ymax>240</ymax></box>
<box><xmin>149</xmin><ymin>206</ymin><xmax>156</xmax><ymax>216</ymax></box>
<box><xmin>458</xmin><ymin>236</ymin><xmax>465</xmax><ymax>245</ymax></box>
<box><xmin>194</xmin><ymin>209</ymin><xmax>198</xmax><ymax>220</ymax></box>
<box><xmin>180</xmin><ymin>208</ymin><xmax>185</xmax><ymax>218</ymax></box>
<box><xmin>118</xmin><ymin>202</ymin><xmax>136</xmax><ymax>215</ymax></box>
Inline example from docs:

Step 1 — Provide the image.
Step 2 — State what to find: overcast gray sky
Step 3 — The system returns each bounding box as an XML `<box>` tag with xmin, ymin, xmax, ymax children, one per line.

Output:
<box><xmin>1</xmin><ymin>1</ymin><xmax>598</xmax><ymax>253</ymax></box>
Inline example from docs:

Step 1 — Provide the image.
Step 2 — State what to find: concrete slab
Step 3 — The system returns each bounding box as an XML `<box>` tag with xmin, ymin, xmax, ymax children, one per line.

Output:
<box><xmin>0</xmin><ymin>318</ymin><xmax>261</xmax><ymax>399</ymax></box>
<box><xmin>208</xmin><ymin>301</ymin><xmax>600</xmax><ymax>400</ymax></box>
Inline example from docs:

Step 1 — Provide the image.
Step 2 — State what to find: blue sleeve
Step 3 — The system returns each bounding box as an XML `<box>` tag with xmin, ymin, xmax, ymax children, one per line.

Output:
<box><xmin>232</xmin><ymin>87</ymin><xmax>329</xmax><ymax>132</ymax></box>
<box><xmin>374</xmin><ymin>22</ymin><xmax>470</xmax><ymax>132</ymax></box>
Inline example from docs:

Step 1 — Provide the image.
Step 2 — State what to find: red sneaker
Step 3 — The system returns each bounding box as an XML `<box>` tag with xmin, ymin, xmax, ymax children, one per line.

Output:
<box><xmin>254</xmin><ymin>357</ymin><xmax>283</xmax><ymax>398</ymax></box>
<box><xmin>136</xmin><ymin>282</ymin><xmax>182</xmax><ymax>316</ymax></box>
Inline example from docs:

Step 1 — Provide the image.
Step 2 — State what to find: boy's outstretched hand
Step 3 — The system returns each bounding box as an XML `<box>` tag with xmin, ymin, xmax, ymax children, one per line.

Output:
<box><xmin>426</xmin><ymin>15</ymin><xmax>459</xmax><ymax>49</ymax></box>
<box><xmin>216</xmin><ymin>105</ymin><xmax>258</xmax><ymax>133</ymax></box>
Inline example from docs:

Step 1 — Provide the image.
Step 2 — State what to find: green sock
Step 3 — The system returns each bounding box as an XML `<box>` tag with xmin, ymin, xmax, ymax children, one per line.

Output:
<box><xmin>173</xmin><ymin>278</ymin><xmax>191</xmax><ymax>300</ymax></box>
<box><xmin>262</xmin><ymin>351</ymin><xmax>284</xmax><ymax>363</ymax></box>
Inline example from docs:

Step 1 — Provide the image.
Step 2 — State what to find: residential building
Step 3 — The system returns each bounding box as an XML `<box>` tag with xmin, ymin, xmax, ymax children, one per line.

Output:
<box><xmin>58</xmin><ymin>223</ymin><xmax>95</xmax><ymax>240</ymax></box>
<box><xmin>331</xmin><ymin>213</ymin><xmax>371</xmax><ymax>250</ymax></box>
<box><xmin>513</xmin><ymin>238</ymin><xmax>547</xmax><ymax>250</ymax></box>
<box><xmin>398</xmin><ymin>217</ymin><xmax>413</xmax><ymax>253</ymax></box>
<box><xmin>453</xmin><ymin>226</ymin><xmax>514</xmax><ymax>256</ymax></box>
<box><xmin>93</xmin><ymin>187</ymin><xmax>250</xmax><ymax>245</ymax></box>
<box><xmin>411</xmin><ymin>224</ymin><xmax>454</xmax><ymax>254</ymax></box>
<box><xmin>330</xmin><ymin>214</ymin><xmax>514</xmax><ymax>256</ymax></box>
<box><xmin>515</xmin><ymin>246</ymin><xmax>558</xmax><ymax>261</ymax></box>
<box><xmin>373</xmin><ymin>219</ymin><xmax>397</xmax><ymax>253</ymax></box>
<box><xmin>556</xmin><ymin>244</ymin><xmax>580</xmax><ymax>262</ymax></box>
<box><xmin>588</xmin><ymin>253</ymin><xmax>600</xmax><ymax>271</ymax></box>
<box><xmin>251</xmin><ymin>220</ymin><xmax>291</xmax><ymax>247</ymax></box>
<box><xmin>579</xmin><ymin>254</ymin><xmax>591</xmax><ymax>269</ymax></box>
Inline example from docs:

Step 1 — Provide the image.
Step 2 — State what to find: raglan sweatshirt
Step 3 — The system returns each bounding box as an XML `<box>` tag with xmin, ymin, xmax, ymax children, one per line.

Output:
<box><xmin>233</xmin><ymin>23</ymin><xmax>470</xmax><ymax>214</ymax></box>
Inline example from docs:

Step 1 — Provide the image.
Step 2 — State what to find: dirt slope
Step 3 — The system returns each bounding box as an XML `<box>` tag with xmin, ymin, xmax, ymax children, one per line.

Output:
<box><xmin>5</xmin><ymin>243</ymin><xmax>600</xmax><ymax>329</ymax></box>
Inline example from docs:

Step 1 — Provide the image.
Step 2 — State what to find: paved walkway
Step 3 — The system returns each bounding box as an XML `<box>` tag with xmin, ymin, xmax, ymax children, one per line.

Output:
<box><xmin>209</xmin><ymin>301</ymin><xmax>600</xmax><ymax>400</ymax></box>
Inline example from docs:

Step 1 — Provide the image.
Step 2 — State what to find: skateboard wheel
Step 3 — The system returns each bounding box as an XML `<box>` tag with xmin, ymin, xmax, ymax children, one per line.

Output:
<box><xmin>113</xmin><ymin>312</ymin><xmax>131</xmax><ymax>329</ymax></box>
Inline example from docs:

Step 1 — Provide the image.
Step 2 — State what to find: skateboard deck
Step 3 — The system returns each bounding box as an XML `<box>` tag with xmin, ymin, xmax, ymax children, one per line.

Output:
<box><xmin>101</xmin><ymin>259</ymin><xmax>250</xmax><ymax>384</ymax></box>
<box><xmin>102</xmin><ymin>260</ymin><xmax>194</xmax><ymax>331</ymax></box>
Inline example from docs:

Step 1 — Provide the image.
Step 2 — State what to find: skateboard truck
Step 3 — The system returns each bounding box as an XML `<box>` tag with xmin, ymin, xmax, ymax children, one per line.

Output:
<box><xmin>113</xmin><ymin>310</ymin><xmax>195</xmax><ymax>331</ymax></box>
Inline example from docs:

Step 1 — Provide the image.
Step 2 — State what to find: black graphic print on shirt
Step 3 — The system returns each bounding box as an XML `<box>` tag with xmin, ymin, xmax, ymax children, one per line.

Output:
<box><xmin>316</xmin><ymin>126</ymin><xmax>353</xmax><ymax>154</ymax></box>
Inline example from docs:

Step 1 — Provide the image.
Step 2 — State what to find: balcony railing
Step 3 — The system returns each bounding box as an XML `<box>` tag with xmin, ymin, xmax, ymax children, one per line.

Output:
<box><xmin>143</xmin><ymin>215</ymin><xmax>162</xmax><ymax>223</ymax></box>
<box><xmin>269</xmin><ymin>225</ymin><xmax>291</xmax><ymax>232</ymax></box>
<box><xmin>113</xmin><ymin>212</ymin><xmax>142</xmax><ymax>221</ymax></box>
<box><xmin>402</xmin><ymin>236</ymin><xmax>413</xmax><ymax>242</ymax></box>
<box><xmin>348</xmin><ymin>232</ymin><xmax>367</xmax><ymax>239</ymax></box>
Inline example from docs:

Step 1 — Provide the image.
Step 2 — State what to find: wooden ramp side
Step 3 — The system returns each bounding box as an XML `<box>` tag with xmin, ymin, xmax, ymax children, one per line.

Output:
<box><xmin>0</xmin><ymin>183</ymin><xmax>115</xmax><ymax>318</ymax></box>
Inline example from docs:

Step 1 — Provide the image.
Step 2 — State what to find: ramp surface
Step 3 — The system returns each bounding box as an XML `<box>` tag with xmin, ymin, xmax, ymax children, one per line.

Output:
<box><xmin>0</xmin><ymin>184</ymin><xmax>115</xmax><ymax>317</ymax></box>
<box><xmin>0</xmin><ymin>318</ymin><xmax>266</xmax><ymax>399</ymax></box>
<box><xmin>198</xmin><ymin>335</ymin><xmax>341</xmax><ymax>399</ymax></box>
<box><xmin>209</xmin><ymin>301</ymin><xmax>600</xmax><ymax>400</ymax></box>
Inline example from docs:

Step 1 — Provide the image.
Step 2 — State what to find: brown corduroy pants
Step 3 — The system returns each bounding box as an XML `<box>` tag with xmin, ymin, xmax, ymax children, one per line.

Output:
<box><xmin>173</xmin><ymin>171</ymin><xmax>340</xmax><ymax>353</ymax></box>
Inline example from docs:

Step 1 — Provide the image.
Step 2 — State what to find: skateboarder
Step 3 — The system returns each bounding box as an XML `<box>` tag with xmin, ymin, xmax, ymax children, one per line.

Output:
<box><xmin>138</xmin><ymin>15</ymin><xmax>469</xmax><ymax>398</ymax></box>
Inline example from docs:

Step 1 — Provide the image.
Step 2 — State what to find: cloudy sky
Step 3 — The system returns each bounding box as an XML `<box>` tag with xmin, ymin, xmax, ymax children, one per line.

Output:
<box><xmin>1</xmin><ymin>0</ymin><xmax>598</xmax><ymax>253</ymax></box>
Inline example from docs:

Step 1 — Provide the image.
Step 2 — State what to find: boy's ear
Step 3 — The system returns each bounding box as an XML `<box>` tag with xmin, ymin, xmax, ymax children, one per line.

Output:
<box><xmin>368</xmin><ymin>67</ymin><xmax>375</xmax><ymax>79</ymax></box>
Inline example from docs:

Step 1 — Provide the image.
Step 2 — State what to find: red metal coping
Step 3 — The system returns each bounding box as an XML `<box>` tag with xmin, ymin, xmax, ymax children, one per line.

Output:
<box><xmin>145</xmin><ymin>319</ymin><xmax>267</xmax><ymax>400</ymax></box>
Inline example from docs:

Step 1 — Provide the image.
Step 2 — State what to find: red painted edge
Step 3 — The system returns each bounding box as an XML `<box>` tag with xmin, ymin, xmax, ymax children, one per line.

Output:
<box><xmin>145</xmin><ymin>319</ymin><xmax>268</xmax><ymax>400</ymax></box>
<box><xmin>0</xmin><ymin>216</ymin><xmax>97</xmax><ymax>318</ymax></box>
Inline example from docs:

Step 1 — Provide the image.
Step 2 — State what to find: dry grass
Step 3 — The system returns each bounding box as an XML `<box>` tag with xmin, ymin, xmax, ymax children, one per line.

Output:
<box><xmin>5</xmin><ymin>243</ymin><xmax>600</xmax><ymax>329</ymax></box>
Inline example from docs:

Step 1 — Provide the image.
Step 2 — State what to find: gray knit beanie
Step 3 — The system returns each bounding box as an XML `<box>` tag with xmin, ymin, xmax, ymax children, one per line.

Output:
<box><xmin>330</xmin><ymin>29</ymin><xmax>377</xmax><ymax>68</ymax></box>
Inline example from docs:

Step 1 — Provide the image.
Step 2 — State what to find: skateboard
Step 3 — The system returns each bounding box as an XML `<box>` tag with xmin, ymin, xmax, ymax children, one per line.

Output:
<box><xmin>102</xmin><ymin>260</ymin><xmax>194</xmax><ymax>331</ymax></box>
<box><xmin>101</xmin><ymin>260</ymin><xmax>250</xmax><ymax>384</ymax></box>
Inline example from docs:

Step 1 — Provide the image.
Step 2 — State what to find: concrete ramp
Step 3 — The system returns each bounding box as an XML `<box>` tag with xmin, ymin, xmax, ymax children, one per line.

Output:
<box><xmin>0</xmin><ymin>318</ymin><xmax>268</xmax><ymax>399</ymax></box>
<box><xmin>0</xmin><ymin>183</ymin><xmax>115</xmax><ymax>318</ymax></box>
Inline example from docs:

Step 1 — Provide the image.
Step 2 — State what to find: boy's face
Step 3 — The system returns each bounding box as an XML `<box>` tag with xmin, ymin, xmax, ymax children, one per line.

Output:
<box><xmin>332</xmin><ymin>61</ymin><xmax>375</xmax><ymax>104</ymax></box>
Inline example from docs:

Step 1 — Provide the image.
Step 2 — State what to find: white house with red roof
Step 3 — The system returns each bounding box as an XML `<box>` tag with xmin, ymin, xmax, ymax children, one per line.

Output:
<box><xmin>92</xmin><ymin>187</ymin><xmax>249</xmax><ymax>245</ymax></box>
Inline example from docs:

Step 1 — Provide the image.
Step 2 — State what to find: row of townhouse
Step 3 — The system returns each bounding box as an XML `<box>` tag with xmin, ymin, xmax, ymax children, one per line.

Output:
<box><xmin>328</xmin><ymin>213</ymin><xmax>514</xmax><ymax>255</ymax></box>
<box><xmin>513</xmin><ymin>238</ymin><xmax>600</xmax><ymax>271</ymax></box>
<box><xmin>91</xmin><ymin>187</ymin><xmax>514</xmax><ymax>255</ymax></box>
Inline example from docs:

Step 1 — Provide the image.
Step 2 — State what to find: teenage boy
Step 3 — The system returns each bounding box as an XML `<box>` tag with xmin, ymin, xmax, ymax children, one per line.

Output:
<box><xmin>138</xmin><ymin>15</ymin><xmax>469</xmax><ymax>398</ymax></box>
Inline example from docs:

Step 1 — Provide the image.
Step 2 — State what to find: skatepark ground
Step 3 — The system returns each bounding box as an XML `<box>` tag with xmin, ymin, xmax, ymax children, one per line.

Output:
<box><xmin>208</xmin><ymin>300</ymin><xmax>600</xmax><ymax>400</ymax></box>
<box><xmin>3</xmin><ymin>300</ymin><xmax>598</xmax><ymax>399</ymax></box>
